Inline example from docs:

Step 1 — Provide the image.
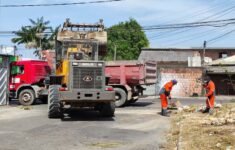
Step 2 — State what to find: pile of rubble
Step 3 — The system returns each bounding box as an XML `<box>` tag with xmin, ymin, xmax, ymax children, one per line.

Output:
<box><xmin>202</xmin><ymin>106</ymin><xmax>235</xmax><ymax>126</ymax></box>
<box><xmin>169</xmin><ymin>101</ymin><xmax>235</xmax><ymax>126</ymax></box>
<box><xmin>166</xmin><ymin>102</ymin><xmax>235</xmax><ymax>150</ymax></box>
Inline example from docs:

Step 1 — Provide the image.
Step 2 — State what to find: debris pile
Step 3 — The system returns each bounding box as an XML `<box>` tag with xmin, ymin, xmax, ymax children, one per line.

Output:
<box><xmin>166</xmin><ymin>103</ymin><xmax>235</xmax><ymax>150</ymax></box>
<box><xmin>202</xmin><ymin>104</ymin><xmax>235</xmax><ymax>126</ymax></box>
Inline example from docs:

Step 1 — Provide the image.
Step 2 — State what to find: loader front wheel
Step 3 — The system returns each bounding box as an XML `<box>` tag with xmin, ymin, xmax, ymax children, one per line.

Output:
<box><xmin>100</xmin><ymin>102</ymin><xmax>115</xmax><ymax>117</ymax></box>
<box><xmin>48</xmin><ymin>85</ymin><xmax>61</xmax><ymax>118</ymax></box>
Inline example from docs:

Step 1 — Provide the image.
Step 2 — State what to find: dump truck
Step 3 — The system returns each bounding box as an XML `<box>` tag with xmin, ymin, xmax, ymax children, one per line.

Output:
<box><xmin>9</xmin><ymin>60</ymin><xmax>51</xmax><ymax>105</ymax></box>
<box><xmin>105</xmin><ymin>61</ymin><xmax>157</xmax><ymax>107</ymax></box>
<box><xmin>47</xmin><ymin>19</ymin><xmax>115</xmax><ymax>118</ymax></box>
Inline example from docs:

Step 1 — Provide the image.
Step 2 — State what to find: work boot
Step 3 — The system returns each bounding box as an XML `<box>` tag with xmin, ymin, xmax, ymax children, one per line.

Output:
<box><xmin>202</xmin><ymin>107</ymin><xmax>210</xmax><ymax>113</ymax></box>
<box><xmin>162</xmin><ymin>109</ymin><xmax>170</xmax><ymax>117</ymax></box>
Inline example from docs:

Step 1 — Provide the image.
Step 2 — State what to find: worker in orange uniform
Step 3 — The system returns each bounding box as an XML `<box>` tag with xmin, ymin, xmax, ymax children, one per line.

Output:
<box><xmin>159</xmin><ymin>79</ymin><xmax>178</xmax><ymax>117</ymax></box>
<box><xmin>202</xmin><ymin>76</ymin><xmax>216</xmax><ymax>114</ymax></box>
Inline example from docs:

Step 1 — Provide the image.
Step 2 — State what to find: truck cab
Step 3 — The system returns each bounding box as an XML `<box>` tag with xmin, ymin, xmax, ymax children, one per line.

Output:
<box><xmin>9</xmin><ymin>60</ymin><xmax>51</xmax><ymax>105</ymax></box>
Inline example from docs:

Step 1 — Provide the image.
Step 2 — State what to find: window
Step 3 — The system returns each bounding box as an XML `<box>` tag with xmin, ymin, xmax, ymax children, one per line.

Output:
<box><xmin>219</xmin><ymin>52</ymin><xmax>228</xmax><ymax>58</ymax></box>
<box><xmin>11</xmin><ymin>65</ymin><xmax>24</xmax><ymax>75</ymax></box>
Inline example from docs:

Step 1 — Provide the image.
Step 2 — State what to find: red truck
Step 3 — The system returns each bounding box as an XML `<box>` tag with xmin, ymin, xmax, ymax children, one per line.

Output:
<box><xmin>105</xmin><ymin>61</ymin><xmax>157</xmax><ymax>107</ymax></box>
<box><xmin>9</xmin><ymin>60</ymin><xmax>51</xmax><ymax>105</ymax></box>
<box><xmin>9</xmin><ymin>60</ymin><xmax>156</xmax><ymax>107</ymax></box>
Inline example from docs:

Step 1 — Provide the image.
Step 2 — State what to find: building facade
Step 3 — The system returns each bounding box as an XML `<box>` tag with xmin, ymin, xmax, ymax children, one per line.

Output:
<box><xmin>139</xmin><ymin>47</ymin><xmax>235</xmax><ymax>96</ymax></box>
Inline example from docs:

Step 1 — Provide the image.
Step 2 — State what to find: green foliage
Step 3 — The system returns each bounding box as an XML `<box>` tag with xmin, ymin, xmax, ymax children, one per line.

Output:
<box><xmin>12</xmin><ymin>17</ymin><xmax>59</xmax><ymax>57</ymax></box>
<box><xmin>104</xmin><ymin>19</ymin><xmax>149</xmax><ymax>60</ymax></box>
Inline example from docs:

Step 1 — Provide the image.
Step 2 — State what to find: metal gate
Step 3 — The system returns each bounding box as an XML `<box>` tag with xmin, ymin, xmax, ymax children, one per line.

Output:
<box><xmin>0</xmin><ymin>64</ymin><xmax>8</xmax><ymax>105</ymax></box>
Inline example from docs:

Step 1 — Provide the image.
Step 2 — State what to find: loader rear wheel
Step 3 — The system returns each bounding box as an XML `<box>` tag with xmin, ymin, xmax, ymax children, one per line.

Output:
<box><xmin>114</xmin><ymin>88</ymin><xmax>127</xmax><ymax>107</ymax></box>
<box><xmin>19</xmin><ymin>89</ymin><xmax>35</xmax><ymax>106</ymax></box>
<box><xmin>48</xmin><ymin>85</ymin><xmax>61</xmax><ymax>118</ymax></box>
<box><xmin>100</xmin><ymin>102</ymin><xmax>115</xmax><ymax>117</ymax></box>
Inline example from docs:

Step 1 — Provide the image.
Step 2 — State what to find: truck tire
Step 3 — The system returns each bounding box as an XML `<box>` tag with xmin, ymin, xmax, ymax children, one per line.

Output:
<box><xmin>114</xmin><ymin>88</ymin><xmax>127</xmax><ymax>107</ymax></box>
<box><xmin>48</xmin><ymin>85</ymin><xmax>61</xmax><ymax>118</ymax></box>
<box><xmin>100</xmin><ymin>102</ymin><xmax>115</xmax><ymax>117</ymax></box>
<box><xmin>19</xmin><ymin>89</ymin><xmax>35</xmax><ymax>106</ymax></box>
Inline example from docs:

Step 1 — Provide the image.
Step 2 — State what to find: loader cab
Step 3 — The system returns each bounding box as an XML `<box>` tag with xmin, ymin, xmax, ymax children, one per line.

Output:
<box><xmin>55</xmin><ymin>41</ymin><xmax>99</xmax><ymax>62</ymax></box>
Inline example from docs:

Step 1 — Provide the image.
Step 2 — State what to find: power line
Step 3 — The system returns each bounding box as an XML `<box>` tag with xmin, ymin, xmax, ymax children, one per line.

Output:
<box><xmin>208</xmin><ymin>28</ymin><xmax>235</xmax><ymax>44</ymax></box>
<box><xmin>148</xmin><ymin>3</ymin><xmax>235</xmax><ymax>40</ymax></box>
<box><xmin>167</xmin><ymin>27</ymin><xmax>228</xmax><ymax>47</ymax></box>
<box><xmin>0</xmin><ymin>0</ymin><xmax>124</xmax><ymax>7</ymax></box>
<box><xmin>1</xmin><ymin>17</ymin><xmax>235</xmax><ymax>36</ymax></box>
<box><xmin>142</xmin><ymin>18</ymin><xmax>235</xmax><ymax>30</ymax></box>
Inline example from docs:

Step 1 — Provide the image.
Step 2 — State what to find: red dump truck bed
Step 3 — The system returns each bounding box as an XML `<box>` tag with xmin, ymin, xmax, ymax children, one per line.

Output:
<box><xmin>105</xmin><ymin>61</ymin><xmax>157</xmax><ymax>107</ymax></box>
<box><xmin>105</xmin><ymin>61</ymin><xmax>157</xmax><ymax>86</ymax></box>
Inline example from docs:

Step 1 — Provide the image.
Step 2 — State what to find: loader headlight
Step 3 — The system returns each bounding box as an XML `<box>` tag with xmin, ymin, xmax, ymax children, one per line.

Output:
<box><xmin>80</xmin><ymin>63</ymin><xmax>96</xmax><ymax>67</ymax></box>
<box><xmin>72</xmin><ymin>62</ymin><xmax>78</xmax><ymax>66</ymax></box>
<box><xmin>98</xmin><ymin>63</ymin><xmax>103</xmax><ymax>66</ymax></box>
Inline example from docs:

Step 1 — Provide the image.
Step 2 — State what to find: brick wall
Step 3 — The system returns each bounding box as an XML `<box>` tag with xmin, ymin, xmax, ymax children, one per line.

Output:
<box><xmin>199</xmin><ymin>51</ymin><xmax>235</xmax><ymax>60</ymax></box>
<box><xmin>156</xmin><ymin>68</ymin><xmax>203</xmax><ymax>97</ymax></box>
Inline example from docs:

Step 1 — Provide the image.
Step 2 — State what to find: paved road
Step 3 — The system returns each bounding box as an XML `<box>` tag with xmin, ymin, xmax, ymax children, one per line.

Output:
<box><xmin>0</xmin><ymin>97</ymin><xmax>232</xmax><ymax>150</ymax></box>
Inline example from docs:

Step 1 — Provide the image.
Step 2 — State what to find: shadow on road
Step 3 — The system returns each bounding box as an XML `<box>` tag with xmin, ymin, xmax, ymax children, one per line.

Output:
<box><xmin>9</xmin><ymin>99</ymin><xmax>47</xmax><ymax>106</ymax></box>
<box><xmin>61</xmin><ymin>109</ymin><xmax>115</xmax><ymax>122</ymax></box>
<box><xmin>125</xmin><ymin>101</ymin><xmax>154</xmax><ymax>107</ymax></box>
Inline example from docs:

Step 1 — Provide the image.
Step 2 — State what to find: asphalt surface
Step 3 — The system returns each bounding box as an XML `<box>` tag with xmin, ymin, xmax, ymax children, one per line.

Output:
<box><xmin>0</xmin><ymin>97</ymin><xmax>233</xmax><ymax>150</ymax></box>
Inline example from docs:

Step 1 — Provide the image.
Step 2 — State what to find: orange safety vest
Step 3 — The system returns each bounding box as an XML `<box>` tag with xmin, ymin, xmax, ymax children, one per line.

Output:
<box><xmin>159</xmin><ymin>81</ymin><xmax>173</xmax><ymax>95</ymax></box>
<box><xmin>205</xmin><ymin>81</ymin><xmax>215</xmax><ymax>97</ymax></box>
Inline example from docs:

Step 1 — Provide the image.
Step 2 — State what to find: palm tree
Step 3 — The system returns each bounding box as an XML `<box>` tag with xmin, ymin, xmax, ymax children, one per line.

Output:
<box><xmin>12</xmin><ymin>17</ymin><xmax>59</xmax><ymax>57</ymax></box>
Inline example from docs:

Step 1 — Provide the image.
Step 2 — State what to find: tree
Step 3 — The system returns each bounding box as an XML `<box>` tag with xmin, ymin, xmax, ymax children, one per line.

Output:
<box><xmin>104</xmin><ymin>19</ymin><xmax>149</xmax><ymax>60</ymax></box>
<box><xmin>12</xmin><ymin>17</ymin><xmax>59</xmax><ymax>57</ymax></box>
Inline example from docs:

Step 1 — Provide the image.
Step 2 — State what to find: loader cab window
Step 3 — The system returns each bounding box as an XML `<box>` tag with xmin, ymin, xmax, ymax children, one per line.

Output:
<box><xmin>61</xmin><ymin>42</ymin><xmax>97</xmax><ymax>61</ymax></box>
<box><xmin>11</xmin><ymin>65</ymin><xmax>24</xmax><ymax>75</ymax></box>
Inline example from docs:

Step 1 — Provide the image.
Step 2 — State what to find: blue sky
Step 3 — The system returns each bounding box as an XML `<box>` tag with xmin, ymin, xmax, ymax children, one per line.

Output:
<box><xmin>0</xmin><ymin>0</ymin><xmax>235</xmax><ymax>59</ymax></box>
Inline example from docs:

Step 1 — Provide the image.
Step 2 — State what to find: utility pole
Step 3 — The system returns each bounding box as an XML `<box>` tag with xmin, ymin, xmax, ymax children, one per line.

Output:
<box><xmin>202</xmin><ymin>40</ymin><xmax>207</xmax><ymax>66</ymax></box>
<box><xmin>201</xmin><ymin>40</ymin><xmax>207</xmax><ymax>96</ymax></box>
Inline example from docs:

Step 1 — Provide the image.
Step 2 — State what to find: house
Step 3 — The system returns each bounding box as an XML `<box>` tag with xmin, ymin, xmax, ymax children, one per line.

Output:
<box><xmin>206</xmin><ymin>55</ymin><xmax>235</xmax><ymax>95</ymax></box>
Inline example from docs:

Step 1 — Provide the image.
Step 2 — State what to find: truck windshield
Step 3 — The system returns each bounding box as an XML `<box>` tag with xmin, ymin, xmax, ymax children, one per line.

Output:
<box><xmin>11</xmin><ymin>66</ymin><xmax>24</xmax><ymax>75</ymax></box>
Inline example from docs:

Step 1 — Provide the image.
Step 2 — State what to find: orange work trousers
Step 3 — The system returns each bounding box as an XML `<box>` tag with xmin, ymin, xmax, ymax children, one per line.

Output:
<box><xmin>160</xmin><ymin>94</ymin><xmax>168</xmax><ymax>109</ymax></box>
<box><xmin>206</xmin><ymin>95</ymin><xmax>215</xmax><ymax>108</ymax></box>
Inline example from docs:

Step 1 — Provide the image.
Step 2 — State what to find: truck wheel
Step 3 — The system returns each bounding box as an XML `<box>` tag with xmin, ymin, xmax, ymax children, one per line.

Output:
<box><xmin>100</xmin><ymin>102</ymin><xmax>115</xmax><ymax>117</ymax></box>
<box><xmin>19</xmin><ymin>89</ymin><xmax>35</xmax><ymax>106</ymax></box>
<box><xmin>114</xmin><ymin>88</ymin><xmax>127</xmax><ymax>107</ymax></box>
<box><xmin>48</xmin><ymin>85</ymin><xmax>61</xmax><ymax>118</ymax></box>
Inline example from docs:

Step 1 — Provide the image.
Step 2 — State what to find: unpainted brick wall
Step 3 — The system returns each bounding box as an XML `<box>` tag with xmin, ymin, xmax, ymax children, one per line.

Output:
<box><xmin>156</xmin><ymin>68</ymin><xmax>203</xmax><ymax>97</ymax></box>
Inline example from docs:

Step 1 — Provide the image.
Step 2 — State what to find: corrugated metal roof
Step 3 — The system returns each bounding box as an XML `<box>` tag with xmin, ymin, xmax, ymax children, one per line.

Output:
<box><xmin>211</xmin><ymin>55</ymin><xmax>235</xmax><ymax>65</ymax></box>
